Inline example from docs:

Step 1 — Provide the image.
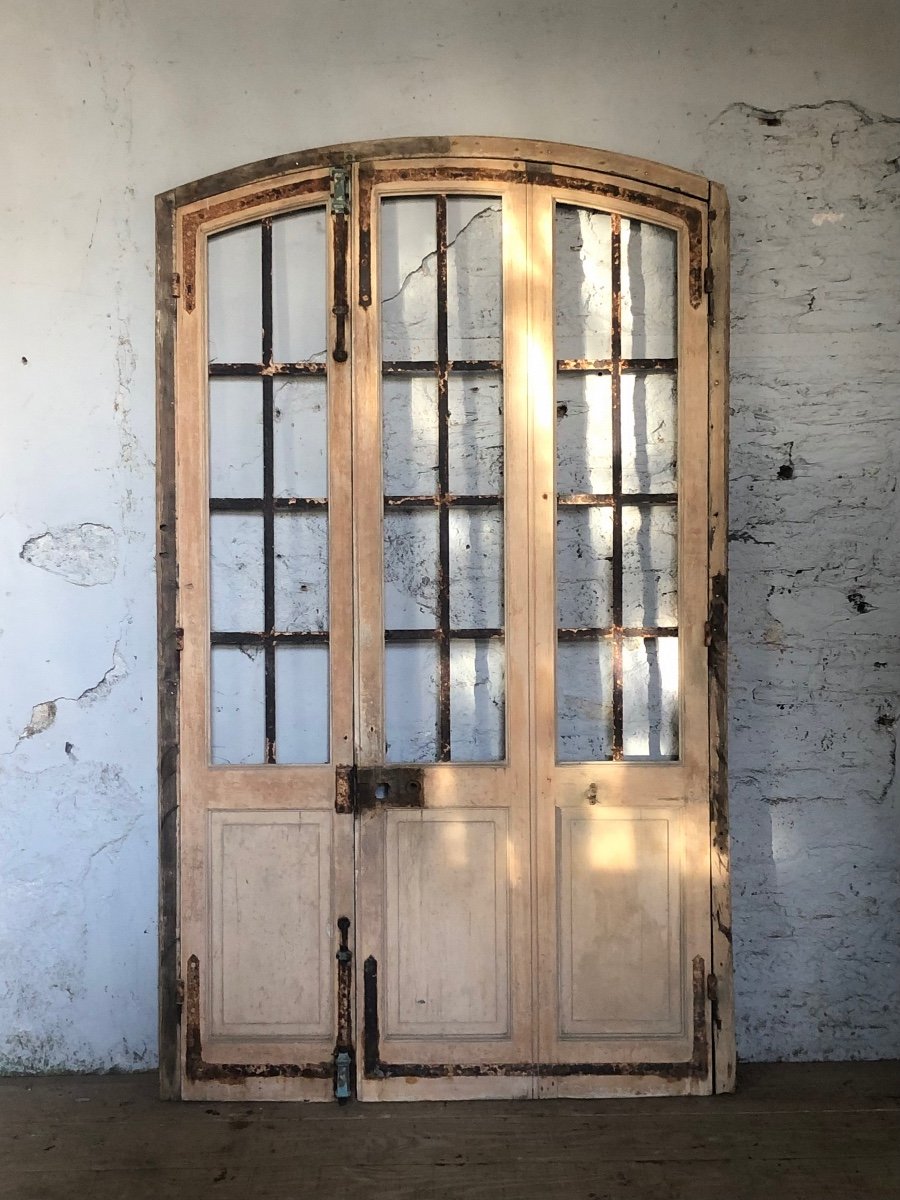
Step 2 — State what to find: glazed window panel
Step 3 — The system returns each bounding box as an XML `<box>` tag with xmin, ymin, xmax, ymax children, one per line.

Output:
<box><xmin>206</xmin><ymin>209</ymin><xmax>331</xmax><ymax>765</ymax></box>
<box><xmin>554</xmin><ymin>205</ymin><xmax>679</xmax><ymax>762</ymax></box>
<box><xmin>381</xmin><ymin>194</ymin><xmax>506</xmax><ymax>764</ymax></box>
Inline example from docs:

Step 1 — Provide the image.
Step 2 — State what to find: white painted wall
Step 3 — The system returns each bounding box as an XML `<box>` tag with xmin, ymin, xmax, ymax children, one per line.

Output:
<box><xmin>1</xmin><ymin>0</ymin><xmax>898</xmax><ymax>1070</ymax></box>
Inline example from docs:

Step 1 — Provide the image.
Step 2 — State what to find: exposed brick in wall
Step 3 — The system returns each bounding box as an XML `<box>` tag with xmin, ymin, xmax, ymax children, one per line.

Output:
<box><xmin>706</xmin><ymin>102</ymin><xmax>900</xmax><ymax>1060</ymax></box>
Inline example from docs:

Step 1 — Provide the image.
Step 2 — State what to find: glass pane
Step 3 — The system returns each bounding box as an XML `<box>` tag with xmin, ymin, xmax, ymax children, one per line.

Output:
<box><xmin>450</xmin><ymin>638</ymin><xmax>505</xmax><ymax>761</ymax></box>
<box><xmin>556</xmin><ymin>640</ymin><xmax>614</xmax><ymax>762</ymax></box>
<box><xmin>273</xmin><ymin>378</ymin><xmax>328</xmax><ymax>499</ymax></box>
<box><xmin>271</xmin><ymin>207</ymin><xmax>327</xmax><ymax>363</ymax></box>
<box><xmin>381</xmin><ymin>197</ymin><xmax>437</xmax><ymax>361</ymax></box>
<box><xmin>208</xmin><ymin>223</ymin><xmax>261</xmax><ymax>364</ymax></box>
<box><xmin>621</xmin><ymin>373</ymin><xmax>677</xmax><ymax>493</ymax></box>
<box><xmin>621</xmin><ymin>219</ymin><xmax>677</xmax><ymax>360</ymax></box>
<box><xmin>448</xmin><ymin>374</ymin><xmax>503</xmax><ymax>495</ymax></box>
<box><xmin>209</xmin><ymin>379</ymin><xmax>262</xmax><ymax>498</ymax></box>
<box><xmin>622</xmin><ymin>636</ymin><xmax>679</xmax><ymax>759</ymax></box>
<box><xmin>556</xmin><ymin>507</ymin><xmax>614</xmax><ymax>629</ymax></box>
<box><xmin>274</xmin><ymin>512</ymin><xmax>328</xmax><ymax>633</ymax></box>
<box><xmin>556</xmin><ymin>374</ymin><xmax>613</xmax><ymax>495</ymax></box>
<box><xmin>275</xmin><ymin>645</ymin><xmax>329</xmax><ymax>763</ymax></box>
<box><xmin>555</xmin><ymin>206</ymin><xmax>612</xmax><ymax>362</ymax></box>
<box><xmin>383</xmin><ymin>375</ymin><xmax>438</xmax><ymax>496</ymax></box>
<box><xmin>211</xmin><ymin>645</ymin><xmax>264</xmax><ymax>764</ymax></box>
<box><xmin>384</xmin><ymin>510</ymin><xmax>438</xmax><ymax>630</ymax></box>
<box><xmin>447</xmin><ymin>196</ymin><xmax>502</xmax><ymax>361</ymax></box>
<box><xmin>210</xmin><ymin>513</ymin><xmax>263</xmax><ymax>631</ymax></box>
<box><xmin>622</xmin><ymin>505</ymin><xmax>677</xmax><ymax>628</ymax></box>
<box><xmin>385</xmin><ymin>641</ymin><xmax>439</xmax><ymax>763</ymax></box>
<box><xmin>449</xmin><ymin>507</ymin><xmax>503</xmax><ymax>629</ymax></box>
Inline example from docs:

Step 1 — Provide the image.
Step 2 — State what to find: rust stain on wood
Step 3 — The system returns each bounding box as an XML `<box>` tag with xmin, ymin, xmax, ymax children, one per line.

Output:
<box><xmin>708</xmin><ymin>572</ymin><xmax>729</xmax><ymax>853</ymax></box>
<box><xmin>363</xmin><ymin>954</ymin><xmax>708</xmax><ymax>1082</ymax></box>
<box><xmin>184</xmin><ymin>955</ymin><xmax>333</xmax><ymax>1083</ymax></box>
<box><xmin>181</xmin><ymin>176</ymin><xmax>330</xmax><ymax>313</ymax></box>
<box><xmin>371</xmin><ymin>164</ymin><xmax>705</xmax><ymax>307</ymax></box>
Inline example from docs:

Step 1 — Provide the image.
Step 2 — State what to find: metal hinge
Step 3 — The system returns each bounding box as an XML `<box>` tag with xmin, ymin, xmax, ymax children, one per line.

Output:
<box><xmin>175</xmin><ymin>975</ymin><xmax>185</xmax><ymax>1024</ymax></box>
<box><xmin>171</xmin><ymin>272</ymin><xmax>181</xmax><ymax>298</ymax></box>
<box><xmin>704</xmin><ymin>265</ymin><xmax>715</xmax><ymax>326</ymax></box>
<box><xmin>331</xmin><ymin>166</ymin><xmax>350</xmax><ymax>215</ymax></box>
<box><xmin>175</xmin><ymin>626</ymin><xmax>185</xmax><ymax>653</ymax></box>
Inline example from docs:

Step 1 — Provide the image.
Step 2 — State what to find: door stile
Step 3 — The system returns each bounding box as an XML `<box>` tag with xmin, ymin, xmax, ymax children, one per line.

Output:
<box><xmin>175</xmin><ymin>180</ymin><xmax>355</xmax><ymax>1100</ymax></box>
<box><xmin>352</xmin><ymin>172</ymin><xmax>535</xmax><ymax>1099</ymax></box>
<box><xmin>529</xmin><ymin>184</ymin><xmax>713</xmax><ymax>1096</ymax></box>
<box><xmin>526</xmin><ymin>184</ymin><xmax>558</xmax><ymax>1094</ymax></box>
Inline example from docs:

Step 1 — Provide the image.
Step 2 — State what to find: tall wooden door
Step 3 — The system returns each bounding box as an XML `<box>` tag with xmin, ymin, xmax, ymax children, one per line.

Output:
<box><xmin>160</xmin><ymin>141</ymin><xmax>731</xmax><ymax>1103</ymax></box>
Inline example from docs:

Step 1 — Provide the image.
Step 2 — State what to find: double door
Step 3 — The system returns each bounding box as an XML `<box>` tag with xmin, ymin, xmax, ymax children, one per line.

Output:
<box><xmin>168</xmin><ymin>147</ymin><xmax>727</xmax><ymax>1101</ymax></box>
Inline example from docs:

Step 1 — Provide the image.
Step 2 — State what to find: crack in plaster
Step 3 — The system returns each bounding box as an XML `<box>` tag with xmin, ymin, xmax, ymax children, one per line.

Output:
<box><xmin>5</xmin><ymin>641</ymin><xmax>127</xmax><ymax>754</ymax></box>
<box><xmin>709</xmin><ymin>99</ymin><xmax>900</xmax><ymax>129</ymax></box>
<box><xmin>381</xmin><ymin>204</ymin><xmax>500</xmax><ymax>306</ymax></box>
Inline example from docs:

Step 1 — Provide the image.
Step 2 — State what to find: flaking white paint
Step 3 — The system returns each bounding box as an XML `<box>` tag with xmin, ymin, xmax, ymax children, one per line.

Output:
<box><xmin>1</xmin><ymin>0</ymin><xmax>898</xmax><ymax>1071</ymax></box>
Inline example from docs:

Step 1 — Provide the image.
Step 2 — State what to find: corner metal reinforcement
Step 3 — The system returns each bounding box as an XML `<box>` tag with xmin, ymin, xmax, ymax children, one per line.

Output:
<box><xmin>363</xmin><ymin>954</ymin><xmax>708</xmax><ymax>1081</ymax></box>
<box><xmin>184</xmin><ymin>955</ymin><xmax>333</xmax><ymax>1084</ymax></box>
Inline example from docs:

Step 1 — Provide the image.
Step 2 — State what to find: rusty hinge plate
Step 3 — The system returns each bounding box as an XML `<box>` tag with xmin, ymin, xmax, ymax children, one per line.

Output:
<box><xmin>330</xmin><ymin>167</ymin><xmax>350</xmax><ymax>215</ymax></box>
<box><xmin>171</xmin><ymin>272</ymin><xmax>181</xmax><ymax>298</ymax></box>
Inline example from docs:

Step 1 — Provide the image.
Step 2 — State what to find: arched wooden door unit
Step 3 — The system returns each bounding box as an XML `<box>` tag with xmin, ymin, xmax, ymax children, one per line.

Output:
<box><xmin>156</xmin><ymin>138</ymin><xmax>732</xmax><ymax>1102</ymax></box>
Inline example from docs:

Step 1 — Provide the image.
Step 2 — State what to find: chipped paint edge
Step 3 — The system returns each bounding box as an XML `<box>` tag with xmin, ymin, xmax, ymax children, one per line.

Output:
<box><xmin>156</xmin><ymin>189</ymin><xmax>181</xmax><ymax>1100</ymax></box>
<box><xmin>708</xmin><ymin>181</ymin><xmax>735</xmax><ymax>1093</ymax></box>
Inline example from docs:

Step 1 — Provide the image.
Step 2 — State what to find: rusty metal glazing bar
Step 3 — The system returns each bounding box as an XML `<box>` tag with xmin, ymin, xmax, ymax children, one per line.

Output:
<box><xmin>384</xmin><ymin>495</ymin><xmax>498</xmax><ymax>509</ymax></box>
<box><xmin>556</xmin><ymin>493</ymin><xmax>677</xmax><ymax>509</ymax></box>
<box><xmin>209</xmin><ymin>361</ymin><xmax>327</xmax><ymax>377</ymax></box>
<box><xmin>382</xmin><ymin>359</ymin><xmax>502</xmax><ymax>375</ymax></box>
<box><xmin>557</xmin><ymin>626</ymin><xmax>677</xmax><ymax>642</ymax></box>
<box><xmin>385</xmin><ymin>627</ymin><xmax>504</xmax><ymax>643</ymax></box>
<box><xmin>261</xmin><ymin>217</ymin><xmax>277</xmax><ymax>764</ymax></box>
<box><xmin>435</xmin><ymin>197</ymin><xmax>452</xmax><ymax>761</ymax></box>
<box><xmin>210</xmin><ymin>496</ymin><xmax>327</xmax><ymax>512</ymax></box>
<box><xmin>211</xmin><ymin>630</ymin><xmax>329</xmax><ymax>646</ymax></box>
<box><xmin>609</xmin><ymin>214</ymin><xmax>624</xmax><ymax>760</ymax></box>
<box><xmin>556</xmin><ymin>357</ymin><xmax>676</xmax><ymax>375</ymax></box>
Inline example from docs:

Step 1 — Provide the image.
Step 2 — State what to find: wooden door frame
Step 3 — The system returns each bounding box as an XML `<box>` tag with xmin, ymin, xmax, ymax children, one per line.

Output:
<box><xmin>155</xmin><ymin>136</ymin><xmax>732</xmax><ymax>1100</ymax></box>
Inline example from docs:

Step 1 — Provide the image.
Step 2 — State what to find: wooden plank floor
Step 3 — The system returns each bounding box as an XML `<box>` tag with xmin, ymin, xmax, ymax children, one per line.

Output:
<box><xmin>3</xmin><ymin>1062</ymin><xmax>899</xmax><ymax>1199</ymax></box>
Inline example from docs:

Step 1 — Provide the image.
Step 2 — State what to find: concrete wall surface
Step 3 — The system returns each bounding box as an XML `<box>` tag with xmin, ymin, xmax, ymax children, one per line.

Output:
<box><xmin>1</xmin><ymin>0</ymin><xmax>898</xmax><ymax>1070</ymax></box>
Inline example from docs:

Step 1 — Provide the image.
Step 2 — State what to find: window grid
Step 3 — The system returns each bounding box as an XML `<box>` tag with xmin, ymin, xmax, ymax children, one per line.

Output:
<box><xmin>382</xmin><ymin>195</ymin><xmax>505</xmax><ymax>763</ymax></box>
<box><xmin>208</xmin><ymin>215</ymin><xmax>330</xmax><ymax>764</ymax></box>
<box><xmin>556</xmin><ymin>210</ymin><xmax>678</xmax><ymax>761</ymax></box>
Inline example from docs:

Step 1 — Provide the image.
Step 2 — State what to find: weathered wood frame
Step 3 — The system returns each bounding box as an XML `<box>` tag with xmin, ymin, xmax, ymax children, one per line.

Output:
<box><xmin>156</xmin><ymin>137</ymin><xmax>731</xmax><ymax>1100</ymax></box>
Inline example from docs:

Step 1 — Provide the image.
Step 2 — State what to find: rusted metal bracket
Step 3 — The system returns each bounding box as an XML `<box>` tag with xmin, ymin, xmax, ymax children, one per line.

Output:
<box><xmin>333</xmin><ymin>916</ymin><xmax>354</xmax><ymax>1102</ymax></box>
<box><xmin>363</xmin><ymin>955</ymin><xmax>708</xmax><ymax>1081</ymax></box>
<box><xmin>184</xmin><ymin>955</ymin><xmax>333</xmax><ymax>1084</ymax></box>
<box><xmin>334</xmin><ymin>765</ymin><xmax>425</xmax><ymax>814</ymax></box>
<box><xmin>704</xmin><ymin>264</ymin><xmax>715</xmax><ymax>326</ymax></box>
<box><xmin>330</xmin><ymin>168</ymin><xmax>350</xmax><ymax>363</ymax></box>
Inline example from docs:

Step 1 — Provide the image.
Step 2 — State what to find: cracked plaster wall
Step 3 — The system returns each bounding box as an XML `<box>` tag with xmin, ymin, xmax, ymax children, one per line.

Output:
<box><xmin>1</xmin><ymin>0</ymin><xmax>898</xmax><ymax>1071</ymax></box>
